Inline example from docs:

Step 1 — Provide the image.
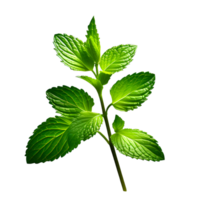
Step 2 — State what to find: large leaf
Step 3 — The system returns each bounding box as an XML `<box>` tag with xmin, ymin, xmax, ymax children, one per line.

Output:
<box><xmin>111</xmin><ymin>129</ymin><xmax>164</xmax><ymax>161</ymax></box>
<box><xmin>85</xmin><ymin>17</ymin><xmax>101</xmax><ymax>64</ymax></box>
<box><xmin>110</xmin><ymin>72</ymin><xmax>155</xmax><ymax>111</ymax></box>
<box><xmin>54</xmin><ymin>34</ymin><xmax>94</xmax><ymax>71</ymax></box>
<box><xmin>26</xmin><ymin>112</ymin><xmax>103</xmax><ymax>164</ymax></box>
<box><xmin>46</xmin><ymin>86</ymin><xmax>94</xmax><ymax>120</ymax></box>
<box><xmin>100</xmin><ymin>44</ymin><xmax>137</xmax><ymax>74</ymax></box>
<box><xmin>26</xmin><ymin>116</ymin><xmax>72</xmax><ymax>164</ymax></box>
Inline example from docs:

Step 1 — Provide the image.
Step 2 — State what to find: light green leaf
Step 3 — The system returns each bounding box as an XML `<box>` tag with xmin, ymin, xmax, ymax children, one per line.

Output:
<box><xmin>77</xmin><ymin>76</ymin><xmax>103</xmax><ymax>95</ymax></box>
<box><xmin>66</xmin><ymin>111</ymin><xmax>103</xmax><ymax>153</ymax></box>
<box><xmin>100</xmin><ymin>44</ymin><xmax>137</xmax><ymax>74</ymax></box>
<box><xmin>54</xmin><ymin>34</ymin><xmax>94</xmax><ymax>71</ymax></box>
<box><xmin>87</xmin><ymin>36</ymin><xmax>100</xmax><ymax>64</ymax></box>
<box><xmin>26</xmin><ymin>112</ymin><xmax>103</xmax><ymax>164</ymax></box>
<box><xmin>85</xmin><ymin>17</ymin><xmax>101</xmax><ymax>64</ymax></box>
<box><xmin>46</xmin><ymin>86</ymin><xmax>94</xmax><ymax>120</ymax></box>
<box><xmin>26</xmin><ymin>116</ymin><xmax>72</xmax><ymax>164</ymax></box>
<box><xmin>111</xmin><ymin>129</ymin><xmax>164</xmax><ymax>161</ymax></box>
<box><xmin>112</xmin><ymin>115</ymin><xmax>125</xmax><ymax>132</ymax></box>
<box><xmin>110</xmin><ymin>72</ymin><xmax>155</xmax><ymax>111</ymax></box>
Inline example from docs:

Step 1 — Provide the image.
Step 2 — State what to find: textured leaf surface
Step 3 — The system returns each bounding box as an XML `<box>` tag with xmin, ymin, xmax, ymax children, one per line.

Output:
<box><xmin>54</xmin><ymin>34</ymin><xmax>94</xmax><ymax>71</ymax></box>
<box><xmin>26</xmin><ymin>116</ymin><xmax>72</xmax><ymax>164</ymax></box>
<box><xmin>110</xmin><ymin>72</ymin><xmax>155</xmax><ymax>111</ymax></box>
<box><xmin>26</xmin><ymin>112</ymin><xmax>103</xmax><ymax>164</ymax></box>
<box><xmin>111</xmin><ymin>129</ymin><xmax>164</xmax><ymax>161</ymax></box>
<box><xmin>46</xmin><ymin>86</ymin><xmax>94</xmax><ymax>120</ymax></box>
<box><xmin>112</xmin><ymin>115</ymin><xmax>125</xmax><ymax>132</ymax></box>
<box><xmin>85</xmin><ymin>17</ymin><xmax>101</xmax><ymax>63</ymax></box>
<box><xmin>100</xmin><ymin>44</ymin><xmax>137</xmax><ymax>74</ymax></box>
<box><xmin>66</xmin><ymin>112</ymin><xmax>103</xmax><ymax>153</ymax></box>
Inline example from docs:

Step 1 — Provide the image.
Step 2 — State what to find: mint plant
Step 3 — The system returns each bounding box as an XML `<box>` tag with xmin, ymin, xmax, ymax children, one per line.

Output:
<box><xmin>25</xmin><ymin>17</ymin><xmax>165</xmax><ymax>191</ymax></box>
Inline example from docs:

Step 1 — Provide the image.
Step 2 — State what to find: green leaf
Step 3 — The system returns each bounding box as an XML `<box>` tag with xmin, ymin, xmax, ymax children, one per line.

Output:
<box><xmin>77</xmin><ymin>76</ymin><xmax>103</xmax><ymax>95</ymax></box>
<box><xmin>97</xmin><ymin>71</ymin><xmax>112</xmax><ymax>85</ymax></box>
<box><xmin>26</xmin><ymin>116</ymin><xmax>72</xmax><ymax>164</ymax></box>
<box><xmin>85</xmin><ymin>17</ymin><xmax>101</xmax><ymax>64</ymax></box>
<box><xmin>87</xmin><ymin>36</ymin><xmax>100</xmax><ymax>64</ymax></box>
<box><xmin>111</xmin><ymin>129</ymin><xmax>164</xmax><ymax>161</ymax></box>
<box><xmin>112</xmin><ymin>115</ymin><xmax>125</xmax><ymax>132</ymax></box>
<box><xmin>46</xmin><ymin>86</ymin><xmax>94</xmax><ymax>120</ymax></box>
<box><xmin>54</xmin><ymin>34</ymin><xmax>94</xmax><ymax>71</ymax></box>
<box><xmin>100</xmin><ymin>44</ymin><xmax>137</xmax><ymax>74</ymax></box>
<box><xmin>66</xmin><ymin>111</ymin><xmax>103</xmax><ymax>153</ymax></box>
<box><xmin>110</xmin><ymin>72</ymin><xmax>155</xmax><ymax>111</ymax></box>
<box><xmin>26</xmin><ymin>112</ymin><xmax>103</xmax><ymax>164</ymax></box>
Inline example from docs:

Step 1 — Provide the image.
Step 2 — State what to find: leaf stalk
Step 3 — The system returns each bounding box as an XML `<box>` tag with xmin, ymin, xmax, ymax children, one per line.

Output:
<box><xmin>97</xmin><ymin>131</ymin><xmax>110</xmax><ymax>145</ymax></box>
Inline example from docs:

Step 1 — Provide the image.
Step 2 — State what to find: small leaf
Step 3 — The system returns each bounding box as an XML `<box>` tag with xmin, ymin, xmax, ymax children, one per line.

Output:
<box><xmin>73</xmin><ymin>75</ymin><xmax>104</xmax><ymax>93</ymax></box>
<box><xmin>54</xmin><ymin>34</ymin><xmax>94</xmax><ymax>71</ymax></box>
<box><xmin>88</xmin><ymin>36</ymin><xmax>101</xmax><ymax>63</ymax></box>
<box><xmin>97</xmin><ymin>72</ymin><xmax>113</xmax><ymax>86</ymax></box>
<box><xmin>112</xmin><ymin>115</ymin><xmax>125</xmax><ymax>132</ymax></box>
<box><xmin>111</xmin><ymin>129</ymin><xmax>164</xmax><ymax>161</ymax></box>
<box><xmin>110</xmin><ymin>72</ymin><xmax>155</xmax><ymax>111</ymax></box>
<box><xmin>85</xmin><ymin>17</ymin><xmax>101</xmax><ymax>64</ymax></box>
<box><xmin>100</xmin><ymin>44</ymin><xmax>137</xmax><ymax>74</ymax></box>
<box><xmin>46</xmin><ymin>86</ymin><xmax>94</xmax><ymax>120</ymax></box>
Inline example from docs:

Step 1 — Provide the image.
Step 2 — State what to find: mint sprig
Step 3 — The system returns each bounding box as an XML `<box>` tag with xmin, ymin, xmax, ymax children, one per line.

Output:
<box><xmin>25</xmin><ymin>16</ymin><xmax>165</xmax><ymax>192</ymax></box>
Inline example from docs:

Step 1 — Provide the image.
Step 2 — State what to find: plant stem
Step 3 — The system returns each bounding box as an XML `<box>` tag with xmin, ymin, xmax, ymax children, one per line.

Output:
<box><xmin>97</xmin><ymin>131</ymin><xmax>110</xmax><ymax>145</ymax></box>
<box><xmin>92</xmin><ymin>70</ymin><xmax>97</xmax><ymax>78</ymax></box>
<box><xmin>98</xmin><ymin>94</ymin><xmax>127</xmax><ymax>191</ymax></box>
<box><xmin>95</xmin><ymin>63</ymin><xmax>99</xmax><ymax>76</ymax></box>
<box><xmin>105</xmin><ymin>103</ymin><xmax>112</xmax><ymax>114</ymax></box>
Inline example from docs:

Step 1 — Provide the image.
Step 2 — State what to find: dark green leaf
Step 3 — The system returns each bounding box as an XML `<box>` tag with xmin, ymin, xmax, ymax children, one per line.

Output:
<box><xmin>97</xmin><ymin>71</ymin><xmax>112</xmax><ymax>85</ymax></box>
